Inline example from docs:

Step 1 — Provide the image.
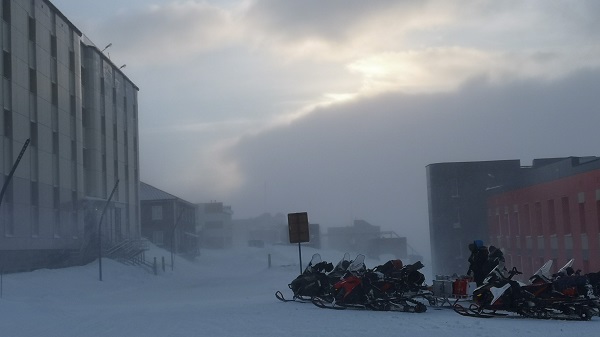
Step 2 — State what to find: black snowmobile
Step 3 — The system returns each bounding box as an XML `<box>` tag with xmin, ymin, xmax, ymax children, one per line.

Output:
<box><xmin>454</xmin><ymin>263</ymin><xmax>598</xmax><ymax>320</ymax></box>
<box><xmin>312</xmin><ymin>256</ymin><xmax>428</xmax><ymax>313</ymax></box>
<box><xmin>276</xmin><ymin>253</ymin><xmax>348</xmax><ymax>302</ymax></box>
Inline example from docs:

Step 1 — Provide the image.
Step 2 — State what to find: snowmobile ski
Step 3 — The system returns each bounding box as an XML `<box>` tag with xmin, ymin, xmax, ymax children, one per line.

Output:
<box><xmin>275</xmin><ymin>291</ymin><xmax>314</xmax><ymax>303</ymax></box>
<box><xmin>454</xmin><ymin>302</ymin><xmax>595</xmax><ymax>321</ymax></box>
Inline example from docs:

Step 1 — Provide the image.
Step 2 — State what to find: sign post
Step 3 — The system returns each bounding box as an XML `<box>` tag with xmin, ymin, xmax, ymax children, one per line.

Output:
<box><xmin>288</xmin><ymin>212</ymin><xmax>310</xmax><ymax>275</ymax></box>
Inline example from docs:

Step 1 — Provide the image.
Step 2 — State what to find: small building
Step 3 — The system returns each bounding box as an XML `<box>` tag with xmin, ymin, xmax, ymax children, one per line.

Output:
<box><xmin>327</xmin><ymin>220</ymin><xmax>381</xmax><ymax>253</ymax></box>
<box><xmin>197</xmin><ymin>202</ymin><xmax>233</xmax><ymax>249</ymax></box>
<box><xmin>139</xmin><ymin>182</ymin><xmax>197</xmax><ymax>256</ymax></box>
<box><xmin>232</xmin><ymin>213</ymin><xmax>288</xmax><ymax>247</ymax></box>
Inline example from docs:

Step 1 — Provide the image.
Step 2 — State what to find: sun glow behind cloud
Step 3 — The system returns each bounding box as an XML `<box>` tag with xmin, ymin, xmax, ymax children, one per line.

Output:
<box><xmin>59</xmin><ymin>0</ymin><xmax>600</xmax><ymax>204</ymax></box>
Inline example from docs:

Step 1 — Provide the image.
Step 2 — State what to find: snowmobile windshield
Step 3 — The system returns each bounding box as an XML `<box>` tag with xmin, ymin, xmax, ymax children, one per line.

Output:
<box><xmin>305</xmin><ymin>254</ymin><xmax>322</xmax><ymax>273</ymax></box>
<box><xmin>529</xmin><ymin>260</ymin><xmax>553</xmax><ymax>284</ymax></box>
<box><xmin>483</xmin><ymin>265</ymin><xmax>504</xmax><ymax>284</ymax></box>
<box><xmin>347</xmin><ymin>254</ymin><xmax>366</xmax><ymax>275</ymax></box>
<box><xmin>556</xmin><ymin>258</ymin><xmax>574</xmax><ymax>275</ymax></box>
<box><xmin>333</xmin><ymin>253</ymin><xmax>351</xmax><ymax>272</ymax></box>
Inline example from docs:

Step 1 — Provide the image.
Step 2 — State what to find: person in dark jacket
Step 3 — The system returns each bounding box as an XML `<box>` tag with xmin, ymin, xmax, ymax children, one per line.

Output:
<box><xmin>482</xmin><ymin>245</ymin><xmax>505</xmax><ymax>278</ymax></box>
<box><xmin>467</xmin><ymin>240</ymin><xmax>488</xmax><ymax>286</ymax></box>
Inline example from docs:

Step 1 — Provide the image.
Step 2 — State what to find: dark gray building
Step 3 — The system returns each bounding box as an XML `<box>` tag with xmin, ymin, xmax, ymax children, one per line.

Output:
<box><xmin>426</xmin><ymin>160</ymin><xmax>521</xmax><ymax>276</ymax></box>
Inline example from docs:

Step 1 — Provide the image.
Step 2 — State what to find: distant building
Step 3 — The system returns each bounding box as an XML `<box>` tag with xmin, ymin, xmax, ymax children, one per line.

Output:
<box><xmin>427</xmin><ymin>157</ymin><xmax>600</xmax><ymax>277</ymax></box>
<box><xmin>139</xmin><ymin>182</ymin><xmax>197</xmax><ymax>256</ymax></box>
<box><xmin>197</xmin><ymin>202</ymin><xmax>233</xmax><ymax>249</ymax></box>
<box><xmin>1</xmin><ymin>0</ymin><xmax>140</xmax><ymax>272</ymax></box>
<box><xmin>327</xmin><ymin>220</ymin><xmax>381</xmax><ymax>254</ymax></box>
<box><xmin>232</xmin><ymin>213</ymin><xmax>287</xmax><ymax>247</ymax></box>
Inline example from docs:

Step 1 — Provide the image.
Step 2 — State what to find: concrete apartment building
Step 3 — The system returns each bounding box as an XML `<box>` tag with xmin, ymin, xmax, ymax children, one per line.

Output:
<box><xmin>1</xmin><ymin>0</ymin><xmax>140</xmax><ymax>272</ymax></box>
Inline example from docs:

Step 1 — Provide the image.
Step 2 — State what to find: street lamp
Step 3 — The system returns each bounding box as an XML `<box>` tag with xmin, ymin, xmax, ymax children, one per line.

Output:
<box><xmin>101</xmin><ymin>43</ymin><xmax>112</xmax><ymax>53</ymax></box>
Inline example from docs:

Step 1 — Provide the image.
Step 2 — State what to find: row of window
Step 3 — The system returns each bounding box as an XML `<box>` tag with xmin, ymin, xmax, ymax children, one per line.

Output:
<box><xmin>490</xmin><ymin>194</ymin><xmax>600</xmax><ymax>237</ymax></box>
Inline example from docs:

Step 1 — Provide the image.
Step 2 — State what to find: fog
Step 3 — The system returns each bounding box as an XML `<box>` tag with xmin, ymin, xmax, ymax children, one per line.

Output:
<box><xmin>217</xmin><ymin>70</ymin><xmax>600</xmax><ymax>261</ymax></box>
<box><xmin>2</xmin><ymin>243</ymin><xmax>599</xmax><ymax>336</ymax></box>
<box><xmin>46</xmin><ymin>0</ymin><xmax>600</xmax><ymax>263</ymax></box>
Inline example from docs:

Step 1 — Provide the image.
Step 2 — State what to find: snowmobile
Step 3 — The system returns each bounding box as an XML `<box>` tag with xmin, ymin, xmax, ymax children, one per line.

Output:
<box><xmin>312</xmin><ymin>256</ymin><xmax>428</xmax><ymax>313</ymax></box>
<box><xmin>276</xmin><ymin>253</ymin><xmax>348</xmax><ymax>302</ymax></box>
<box><xmin>454</xmin><ymin>264</ymin><xmax>598</xmax><ymax>320</ymax></box>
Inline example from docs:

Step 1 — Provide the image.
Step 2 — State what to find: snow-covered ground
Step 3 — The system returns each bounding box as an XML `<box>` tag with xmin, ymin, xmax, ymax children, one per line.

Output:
<box><xmin>0</xmin><ymin>244</ymin><xmax>597</xmax><ymax>337</ymax></box>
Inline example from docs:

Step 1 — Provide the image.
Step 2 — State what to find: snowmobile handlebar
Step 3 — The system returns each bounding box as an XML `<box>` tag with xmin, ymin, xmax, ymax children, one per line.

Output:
<box><xmin>508</xmin><ymin>266</ymin><xmax>523</xmax><ymax>278</ymax></box>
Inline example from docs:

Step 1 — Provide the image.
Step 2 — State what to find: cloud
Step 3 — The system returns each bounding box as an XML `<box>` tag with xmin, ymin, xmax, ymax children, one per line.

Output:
<box><xmin>212</xmin><ymin>68</ymin><xmax>600</xmax><ymax>255</ymax></box>
<box><xmin>90</xmin><ymin>1</ymin><xmax>241</xmax><ymax>66</ymax></box>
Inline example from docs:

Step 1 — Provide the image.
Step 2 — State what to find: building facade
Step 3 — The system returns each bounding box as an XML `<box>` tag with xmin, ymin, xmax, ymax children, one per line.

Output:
<box><xmin>0</xmin><ymin>0</ymin><xmax>140</xmax><ymax>272</ymax></box>
<box><xmin>197</xmin><ymin>202</ymin><xmax>233</xmax><ymax>249</ymax></box>
<box><xmin>427</xmin><ymin>157</ymin><xmax>600</xmax><ymax>278</ymax></box>
<box><xmin>487</xmin><ymin>157</ymin><xmax>600</xmax><ymax>277</ymax></box>
<box><xmin>140</xmin><ymin>182</ymin><xmax>198</xmax><ymax>256</ymax></box>
<box><xmin>426</xmin><ymin>160</ymin><xmax>521</xmax><ymax>276</ymax></box>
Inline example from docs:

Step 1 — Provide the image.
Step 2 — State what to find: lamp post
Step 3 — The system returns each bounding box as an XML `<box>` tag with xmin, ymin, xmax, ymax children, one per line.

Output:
<box><xmin>98</xmin><ymin>179</ymin><xmax>119</xmax><ymax>281</ymax></box>
<box><xmin>101</xmin><ymin>43</ymin><xmax>112</xmax><ymax>53</ymax></box>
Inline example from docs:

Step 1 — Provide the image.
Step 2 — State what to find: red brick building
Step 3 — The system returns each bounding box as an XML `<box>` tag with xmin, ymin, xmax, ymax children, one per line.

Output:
<box><xmin>487</xmin><ymin>158</ymin><xmax>600</xmax><ymax>276</ymax></box>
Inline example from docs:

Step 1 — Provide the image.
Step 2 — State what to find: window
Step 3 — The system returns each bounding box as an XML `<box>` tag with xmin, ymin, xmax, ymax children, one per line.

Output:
<box><xmin>51</xmin><ymin>82</ymin><xmax>58</xmax><ymax>106</ymax></box>
<box><xmin>53</xmin><ymin>187</ymin><xmax>59</xmax><ymax>210</ymax></box>
<box><xmin>82</xmin><ymin>107</ymin><xmax>89</xmax><ymax>128</ymax></box>
<box><xmin>114</xmin><ymin>160</ymin><xmax>118</xmax><ymax>180</ymax></box>
<box><xmin>50</xmin><ymin>34</ymin><xmax>57</xmax><ymax>58</ymax></box>
<box><xmin>71</xmin><ymin>212</ymin><xmax>78</xmax><ymax>239</ymax></box>
<box><xmin>3</xmin><ymin>109</ymin><xmax>12</xmax><ymax>138</ymax></box>
<box><xmin>561</xmin><ymin>196</ymin><xmax>571</xmax><ymax>234</ymax></box>
<box><xmin>31</xmin><ymin>206</ymin><xmax>39</xmax><ymax>237</ymax></box>
<box><xmin>71</xmin><ymin>140</ymin><xmax>76</xmax><ymax>161</ymax></box>
<box><xmin>547</xmin><ymin>199</ymin><xmax>556</xmax><ymax>234</ymax></box>
<box><xmin>53</xmin><ymin>210</ymin><xmax>60</xmax><ymax>238</ymax></box>
<box><xmin>69</xmin><ymin>51</ymin><xmax>75</xmax><ymax>71</ymax></box>
<box><xmin>534</xmin><ymin>202</ymin><xmax>542</xmax><ymax>235</ymax></box>
<box><xmin>30</xmin><ymin>181</ymin><xmax>38</xmax><ymax>206</ymax></box>
<box><xmin>52</xmin><ymin>131</ymin><xmax>58</xmax><ymax>154</ymax></box>
<box><xmin>29</xmin><ymin>68</ymin><xmax>36</xmax><ymax>93</ymax></box>
<box><xmin>537</xmin><ymin>236</ymin><xmax>545</xmax><ymax>256</ymax></box>
<box><xmin>82</xmin><ymin>148</ymin><xmax>91</xmax><ymax>169</ymax></box>
<box><xmin>3</xmin><ymin>50</ymin><xmax>11</xmax><ymax>79</ymax></box>
<box><xmin>70</xmin><ymin>95</ymin><xmax>76</xmax><ymax>117</ymax></box>
<box><xmin>2</xmin><ymin>0</ymin><xmax>10</xmax><ymax>24</ymax></box>
<box><xmin>151</xmin><ymin>205</ymin><xmax>163</xmax><ymax>220</ymax></box>
<box><xmin>579</xmin><ymin>193</ymin><xmax>586</xmax><ymax>233</ymax></box>
<box><xmin>28</xmin><ymin>16</ymin><xmax>35</xmax><ymax>42</ymax></box>
<box><xmin>29</xmin><ymin>121</ymin><xmax>37</xmax><ymax>147</ymax></box>
<box><xmin>581</xmin><ymin>234</ymin><xmax>589</xmax><ymax>261</ymax></box>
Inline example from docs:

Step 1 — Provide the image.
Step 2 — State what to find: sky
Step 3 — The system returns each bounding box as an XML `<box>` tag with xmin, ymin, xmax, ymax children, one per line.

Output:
<box><xmin>50</xmin><ymin>0</ymin><xmax>600</xmax><ymax>257</ymax></box>
<box><xmin>1</xmin><ymin>243</ymin><xmax>598</xmax><ymax>337</ymax></box>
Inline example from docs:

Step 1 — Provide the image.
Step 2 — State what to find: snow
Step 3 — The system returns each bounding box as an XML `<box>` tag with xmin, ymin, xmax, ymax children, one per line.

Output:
<box><xmin>0</xmin><ymin>244</ymin><xmax>597</xmax><ymax>337</ymax></box>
